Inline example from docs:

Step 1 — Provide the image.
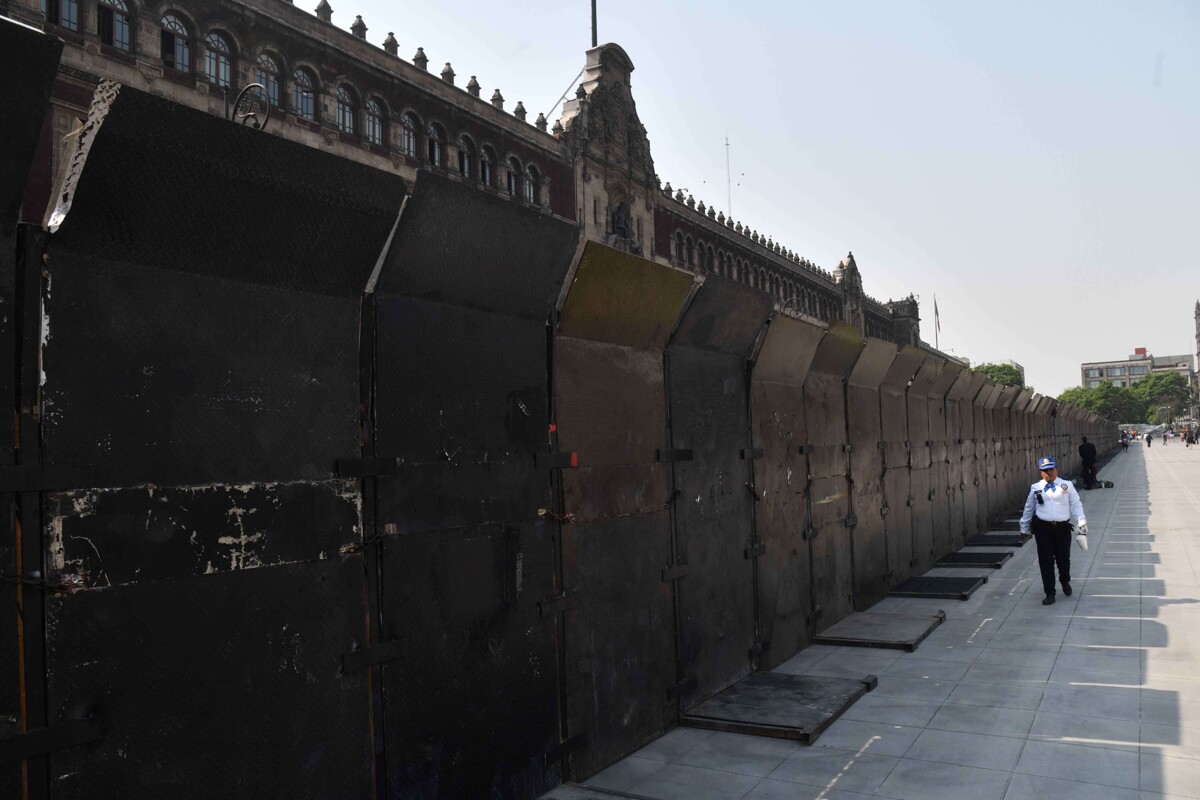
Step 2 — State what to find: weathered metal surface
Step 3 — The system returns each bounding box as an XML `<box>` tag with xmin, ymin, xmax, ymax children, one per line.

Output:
<box><xmin>966</xmin><ymin>533</ymin><xmax>1029</xmax><ymax>548</ymax></box>
<box><xmin>889</xmin><ymin>575</ymin><xmax>987</xmax><ymax>600</ymax></box>
<box><xmin>667</xmin><ymin>344</ymin><xmax>757</xmax><ymax>707</ymax></box>
<box><xmin>936</xmin><ymin>551</ymin><xmax>1012</xmax><ymax>568</ymax></box>
<box><xmin>0</xmin><ymin>17</ymin><xmax>62</xmax><ymax>223</ymax></box>
<box><xmin>669</xmin><ymin>275</ymin><xmax>773</xmax><ymax>354</ymax></box>
<box><xmin>681</xmin><ymin>672</ymin><xmax>874</xmax><ymax>743</ymax></box>
<box><xmin>558</xmin><ymin>242</ymin><xmax>693</xmax><ymax>349</ymax></box>
<box><xmin>45</xmin><ymin>558</ymin><xmax>372</xmax><ymax>799</ymax></box>
<box><xmin>905</xmin><ymin>350</ymin><xmax>937</xmax><ymax>574</ymax></box>
<box><xmin>879</xmin><ymin>347</ymin><xmax>923</xmax><ymax>587</ymax></box>
<box><xmin>749</xmin><ymin>316</ymin><xmax>824</xmax><ymax>668</ymax></box>
<box><xmin>561</xmin><ymin>513</ymin><xmax>676</xmax><ymax>779</ymax></box>
<box><xmin>846</xmin><ymin>338</ymin><xmax>897</xmax><ymax>610</ymax></box>
<box><xmin>812</xmin><ymin>610</ymin><xmax>945</xmax><ymax>652</ymax></box>
<box><xmin>378</xmin><ymin>522</ymin><xmax>561</xmax><ymax>799</ymax></box>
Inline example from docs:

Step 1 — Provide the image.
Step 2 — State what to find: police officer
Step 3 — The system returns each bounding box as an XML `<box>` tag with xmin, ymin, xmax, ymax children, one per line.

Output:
<box><xmin>1019</xmin><ymin>456</ymin><xmax>1087</xmax><ymax>605</ymax></box>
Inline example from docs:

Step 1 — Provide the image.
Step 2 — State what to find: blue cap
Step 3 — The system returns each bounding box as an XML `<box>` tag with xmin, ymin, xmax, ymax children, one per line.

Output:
<box><xmin>1038</xmin><ymin>456</ymin><xmax>1056</xmax><ymax>471</ymax></box>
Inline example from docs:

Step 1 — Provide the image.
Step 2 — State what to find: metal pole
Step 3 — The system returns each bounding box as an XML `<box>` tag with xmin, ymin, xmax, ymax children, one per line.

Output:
<box><xmin>591</xmin><ymin>0</ymin><xmax>597</xmax><ymax>46</ymax></box>
<box><xmin>725</xmin><ymin>135</ymin><xmax>732</xmax><ymax>217</ymax></box>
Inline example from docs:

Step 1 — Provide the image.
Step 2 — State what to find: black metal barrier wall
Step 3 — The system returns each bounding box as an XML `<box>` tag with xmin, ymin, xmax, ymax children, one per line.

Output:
<box><xmin>0</xmin><ymin>29</ymin><xmax>1120</xmax><ymax>796</ymax></box>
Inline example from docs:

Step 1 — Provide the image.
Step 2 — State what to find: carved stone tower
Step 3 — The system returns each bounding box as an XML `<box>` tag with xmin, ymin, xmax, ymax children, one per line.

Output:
<box><xmin>887</xmin><ymin>295</ymin><xmax>922</xmax><ymax>347</ymax></box>
<box><xmin>834</xmin><ymin>252</ymin><xmax>866</xmax><ymax>335</ymax></box>
<box><xmin>558</xmin><ymin>44</ymin><xmax>656</xmax><ymax>256</ymax></box>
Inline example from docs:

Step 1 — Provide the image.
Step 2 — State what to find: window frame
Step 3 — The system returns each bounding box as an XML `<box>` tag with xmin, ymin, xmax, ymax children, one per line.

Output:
<box><xmin>98</xmin><ymin>0</ymin><xmax>131</xmax><ymax>51</ymax></box>
<box><xmin>292</xmin><ymin>67</ymin><xmax>317</xmax><ymax>121</ymax></box>
<box><xmin>204</xmin><ymin>30</ymin><xmax>235</xmax><ymax>89</ymax></box>
<box><xmin>255</xmin><ymin>52</ymin><xmax>282</xmax><ymax>108</ymax></box>
<box><xmin>160</xmin><ymin>13</ymin><xmax>191</xmax><ymax>72</ymax></box>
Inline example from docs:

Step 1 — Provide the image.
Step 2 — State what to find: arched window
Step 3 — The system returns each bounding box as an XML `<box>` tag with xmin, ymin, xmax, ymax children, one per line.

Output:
<box><xmin>47</xmin><ymin>0</ymin><xmax>79</xmax><ymax>31</ymax></box>
<box><xmin>457</xmin><ymin>136</ymin><xmax>475</xmax><ymax>179</ymax></box>
<box><xmin>292</xmin><ymin>68</ymin><xmax>316</xmax><ymax>120</ymax></box>
<box><xmin>161</xmin><ymin>14</ymin><xmax>190</xmax><ymax>72</ymax></box>
<box><xmin>524</xmin><ymin>165</ymin><xmax>540</xmax><ymax>204</ymax></box>
<box><xmin>505</xmin><ymin>157</ymin><xmax>521</xmax><ymax>195</ymax></box>
<box><xmin>705</xmin><ymin>246</ymin><xmax>715</xmax><ymax>274</ymax></box>
<box><xmin>480</xmin><ymin>146</ymin><xmax>495</xmax><ymax>187</ymax></box>
<box><xmin>365</xmin><ymin>99</ymin><xmax>385</xmax><ymax>146</ymax></box>
<box><xmin>400</xmin><ymin>113</ymin><xmax>418</xmax><ymax>157</ymax></box>
<box><xmin>674</xmin><ymin>232</ymin><xmax>684</xmax><ymax>262</ymax></box>
<box><xmin>255</xmin><ymin>53</ymin><xmax>281</xmax><ymax>107</ymax></box>
<box><xmin>427</xmin><ymin>124</ymin><xmax>445</xmax><ymax>167</ymax></box>
<box><xmin>204</xmin><ymin>31</ymin><xmax>234</xmax><ymax>88</ymax></box>
<box><xmin>98</xmin><ymin>0</ymin><xmax>131</xmax><ymax>50</ymax></box>
<box><xmin>684</xmin><ymin>237</ymin><xmax>694</xmax><ymax>267</ymax></box>
<box><xmin>336</xmin><ymin>86</ymin><xmax>357</xmax><ymax>135</ymax></box>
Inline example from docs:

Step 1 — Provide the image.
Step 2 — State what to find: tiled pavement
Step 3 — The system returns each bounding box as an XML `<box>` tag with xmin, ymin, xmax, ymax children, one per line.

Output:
<box><xmin>544</xmin><ymin>442</ymin><xmax>1200</xmax><ymax>799</ymax></box>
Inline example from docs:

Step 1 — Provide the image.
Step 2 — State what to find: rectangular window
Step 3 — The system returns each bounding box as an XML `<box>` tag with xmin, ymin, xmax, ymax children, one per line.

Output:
<box><xmin>1087</xmin><ymin>380</ymin><xmax>1102</xmax><ymax>388</ymax></box>
<box><xmin>1106</xmin><ymin>366</ymin><xmax>1125</xmax><ymax>376</ymax></box>
<box><xmin>1129</xmin><ymin>365</ymin><xmax>1149</xmax><ymax>375</ymax></box>
<box><xmin>1112</xmin><ymin>379</ymin><xmax>1125</xmax><ymax>387</ymax></box>
<box><xmin>1084</xmin><ymin>368</ymin><xmax>1102</xmax><ymax>378</ymax></box>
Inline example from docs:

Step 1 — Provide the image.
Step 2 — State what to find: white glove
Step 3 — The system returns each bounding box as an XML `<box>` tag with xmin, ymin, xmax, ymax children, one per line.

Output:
<box><xmin>1078</xmin><ymin>523</ymin><xmax>1089</xmax><ymax>535</ymax></box>
<box><xmin>1076</xmin><ymin>531</ymin><xmax>1089</xmax><ymax>551</ymax></box>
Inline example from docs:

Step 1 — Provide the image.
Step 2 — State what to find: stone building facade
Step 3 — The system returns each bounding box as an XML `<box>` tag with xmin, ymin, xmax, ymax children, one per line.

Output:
<box><xmin>7</xmin><ymin>0</ymin><xmax>922</xmax><ymax>344</ymax></box>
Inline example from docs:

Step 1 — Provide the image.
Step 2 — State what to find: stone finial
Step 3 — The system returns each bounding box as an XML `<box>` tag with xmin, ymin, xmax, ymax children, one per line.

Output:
<box><xmin>767</xmin><ymin>237</ymin><xmax>774</xmax><ymax>249</ymax></box>
<box><xmin>514</xmin><ymin>101</ymin><xmax>527</xmax><ymax>121</ymax></box>
<box><xmin>315</xmin><ymin>0</ymin><xmax>332</xmax><ymax>22</ymax></box>
<box><xmin>552</xmin><ymin>119</ymin><xmax>563</xmax><ymax>135</ymax></box>
<box><xmin>441</xmin><ymin>62</ymin><xmax>455</xmax><ymax>84</ymax></box>
<box><xmin>735</xmin><ymin>222</ymin><xmax>743</xmax><ymax>234</ymax></box>
<box><xmin>383</xmin><ymin>32</ymin><xmax>398</xmax><ymax>56</ymax></box>
<box><xmin>466</xmin><ymin>75</ymin><xmax>480</xmax><ymax>98</ymax></box>
<box><xmin>490</xmin><ymin>89</ymin><xmax>504</xmax><ymax>109</ymax></box>
<box><xmin>697</xmin><ymin>201</ymin><xmax>706</xmax><ymax>214</ymax></box>
<box><xmin>663</xmin><ymin>182</ymin><xmax>672</xmax><ymax>195</ymax></box>
<box><xmin>413</xmin><ymin>47</ymin><xmax>428</xmax><ymax>70</ymax></box>
<box><xmin>717</xmin><ymin>211</ymin><xmax>725</xmax><ymax>224</ymax></box>
<box><xmin>350</xmin><ymin>14</ymin><xmax>366</xmax><ymax>38</ymax></box>
<box><xmin>726</xmin><ymin>216</ymin><xmax>734</xmax><ymax>228</ymax></box>
<box><xmin>686</xmin><ymin>195</ymin><xmax>695</xmax><ymax>208</ymax></box>
<box><xmin>575</xmin><ymin>84</ymin><xmax>587</xmax><ymax>99</ymax></box>
<box><xmin>535</xmin><ymin>112</ymin><xmax>547</xmax><ymax>132</ymax></box>
<box><xmin>675</xmin><ymin>189</ymin><xmax>685</xmax><ymax>202</ymax></box>
<box><xmin>708</xmin><ymin>206</ymin><xmax>716</xmax><ymax>219</ymax></box>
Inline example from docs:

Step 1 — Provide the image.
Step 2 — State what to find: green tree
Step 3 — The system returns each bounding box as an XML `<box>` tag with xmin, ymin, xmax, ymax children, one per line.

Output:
<box><xmin>1130</xmin><ymin>372</ymin><xmax>1191</xmax><ymax>422</ymax></box>
<box><xmin>973</xmin><ymin>362</ymin><xmax>1025</xmax><ymax>388</ymax></box>
<box><xmin>1057</xmin><ymin>384</ymin><xmax>1146</xmax><ymax>423</ymax></box>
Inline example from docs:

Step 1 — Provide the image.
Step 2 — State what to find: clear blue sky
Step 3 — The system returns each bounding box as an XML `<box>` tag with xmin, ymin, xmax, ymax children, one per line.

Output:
<box><xmin>352</xmin><ymin>0</ymin><xmax>1200</xmax><ymax>396</ymax></box>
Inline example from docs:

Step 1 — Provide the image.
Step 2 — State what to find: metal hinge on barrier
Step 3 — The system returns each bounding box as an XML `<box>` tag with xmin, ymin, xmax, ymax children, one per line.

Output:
<box><xmin>740</xmin><ymin>447</ymin><xmax>764</xmax><ymax>460</ymax></box>
<box><xmin>880</xmin><ymin>505</ymin><xmax>890</xmax><ymax>517</ymax></box>
<box><xmin>802</xmin><ymin>523</ymin><xmax>818</xmax><ymax>541</ymax></box>
<box><xmin>535</xmin><ymin>452</ymin><xmax>578</xmax><ymax>469</ymax></box>
<box><xmin>544</xmin><ymin>732</ymin><xmax>588</xmax><ymax>765</ymax></box>
<box><xmin>662</xmin><ymin>564</ymin><xmax>689</xmax><ymax>582</ymax></box>
<box><xmin>906</xmin><ymin>496</ymin><xmax>915</xmax><ymax>507</ymax></box>
<box><xmin>667</xmin><ymin>676</ymin><xmax>697</xmax><ymax>701</ymax></box>
<box><xmin>744</xmin><ymin>541</ymin><xmax>766</xmax><ymax>559</ymax></box>
<box><xmin>0</xmin><ymin>719</ymin><xmax>103</xmax><ymax>765</ymax></box>
<box><xmin>928</xmin><ymin>489</ymin><xmax>937</xmax><ymax>500</ymax></box>
<box><xmin>798</xmin><ymin>443</ymin><xmax>815</xmax><ymax>454</ymax></box>
<box><xmin>538</xmin><ymin>593</ymin><xmax>578</xmax><ymax>617</ymax></box>
<box><xmin>342</xmin><ymin>639</ymin><xmax>406</xmax><ymax>673</ymax></box>
<box><xmin>749</xmin><ymin>640</ymin><xmax>770</xmax><ymax>658</ymax></box>
<box><xmin>806</xmin><ymin>606</ymin><xmax>823</xmax><ymax>626</ymax></box>
<box><xmin>844</xmin><ymin>513</ymin><xmax>857</xmax><ymax>528</ymax></box>
<box><xmin>656</xmin><ymin>449</ymin><xmax>693</xmax><ymax>463</ymax></box>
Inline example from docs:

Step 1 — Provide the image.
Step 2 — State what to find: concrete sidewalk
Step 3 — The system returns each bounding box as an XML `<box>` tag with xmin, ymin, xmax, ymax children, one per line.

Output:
<box><xmin>546</xmin><ymin>443</ymin><xmax>1200</xmax><ymax>799</ymax></box>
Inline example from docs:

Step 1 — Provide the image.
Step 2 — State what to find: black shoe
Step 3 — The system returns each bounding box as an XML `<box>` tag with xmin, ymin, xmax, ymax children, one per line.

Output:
<box><xmin>1043</xmin><ymin>594</ymin><xmax>1056</xmax><ymax>605</ymax></box>
<box><xmin>1062</xmin><ymin>583</ymin><xmax>1072</xmax><ymax>596</ymax></box>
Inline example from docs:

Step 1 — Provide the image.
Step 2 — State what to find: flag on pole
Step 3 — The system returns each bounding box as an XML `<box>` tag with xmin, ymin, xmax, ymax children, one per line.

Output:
<box><xmin>934</xmin><ymin>295</ymin><xmax>941</xmax><ymax>333</ymax></box>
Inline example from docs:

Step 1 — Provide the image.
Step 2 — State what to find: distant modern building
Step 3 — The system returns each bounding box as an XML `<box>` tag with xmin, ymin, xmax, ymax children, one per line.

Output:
<box><xmin>1081</xmin><ymin>347</ymin><xmax>1196</xmax><ymax>391</ymax></box>
<box><xmin>1007</xmin><ymin>360</ymin><xmax>1025</xmax><ymax>385</ymax></box>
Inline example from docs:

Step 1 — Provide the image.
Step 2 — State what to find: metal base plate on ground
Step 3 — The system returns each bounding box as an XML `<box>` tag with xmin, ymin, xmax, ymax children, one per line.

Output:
<box><xmin>994</xmin><ymin>519</ymin><xmax>1022</xmax><ymax>531</ymax></box>
<box><xmin>966</xmin><ymin>533</ymin><xmax>1030</xmax><ymax>547</ymax></box>
<box><xmin>936</xmin><ymin>551</ymin><xmax>1013</xmax><ymax>569</ymax></box>
<box><xmin>681</xmin><ymin>672</ymin><xmax>876</xmax><ymax>744</ymax></box>
<box><xmin>813</xmin><ymin>610</ymin><xmax>946</xmax><ymax>651</ymax></box>
<box><xmin>889</xmin><ymin>575</ymin><xmax>987</xmax><ymax>600</ymax></box>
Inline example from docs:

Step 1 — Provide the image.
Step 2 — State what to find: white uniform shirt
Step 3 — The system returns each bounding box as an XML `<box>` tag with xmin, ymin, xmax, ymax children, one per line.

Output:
<box><xmin>1019</xmin><ymin>478</ymin><xmax>1086</xmax><ymax>534</ymax></box>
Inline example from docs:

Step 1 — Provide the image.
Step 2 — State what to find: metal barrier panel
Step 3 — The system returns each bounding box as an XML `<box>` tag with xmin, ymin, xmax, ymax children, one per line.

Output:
<box><xmin>944</xmin><ymin>367</ymin><xmax>976</xmax><ymax>547</ymax></box>
<box><xmin>804</xmin><ymin>323</ymin><xmax>864</xmax><ymax>632</ymax></box>
<box><xmin>846</xmin><ymin>338</ymin><xmax>897</xmax><ymax>609</ymax></box>
<box><xmin>957</xmin><ymin>373</ymin><xmax>986</xmax><ymax>538</ymax></box>
<box><xmin>997</xmin><ymin>387</ymin><xmax>1022</xmax><ymax>509</ymax></box>
<box><xmin>879</xmin><ymin>348</ymin><xmax>923</xmax><ymax>586</ymax></box>
<box><xmin>372</xmin><ymin>172</ymin><xmax>578</xmax><ymax>798</ymax></box>
<box><xmin>749</xmin><ymin>315</ymin><xmax>823</xmax><ymax>667</ymax></box>
<box><xmin>37</xmin><ymin>86</ymin><xmax>405</xmax><ymax>797</ymax></box>
<box><xmin>0</xmin><ymin>19</ymin><xmax>63</xmax><ymax>796</ymax></box>
<box><xmin>554</xmin><ymin>244</ymin><xmax>693</xmax><ymax>778</ymax></box>
<box><xmin>927</xmin><ymin>361</ymin><xmax>960</xmax><ymax>560</ymax></box>
<box><xmin>905</xmin><ymin>350</ymin><xmax>937</xmax><ymax>574</ymax></box>
<box><xmin>972</xmin><ymin>381</ymin><xmax>998</xmax><ymax>531</ymax></box>
<box><xmin>666</xmin><ymin>276</ymin><xmax>772</xmax><ymax>708</ymax></box>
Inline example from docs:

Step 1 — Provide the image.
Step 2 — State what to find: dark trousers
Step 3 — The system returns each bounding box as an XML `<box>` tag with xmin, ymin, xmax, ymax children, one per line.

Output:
<box><xmin>1032</xmin><ymin>517</ymin><xmax>1072</xmax><ymax>596</ymax></box>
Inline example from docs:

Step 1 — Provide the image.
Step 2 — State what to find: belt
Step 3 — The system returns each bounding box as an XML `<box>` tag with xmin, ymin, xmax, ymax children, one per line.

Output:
<box><xmin>1034</xmin><ymin>517</ymin><xmax>1071</xmax><ymax>526</ymax></box>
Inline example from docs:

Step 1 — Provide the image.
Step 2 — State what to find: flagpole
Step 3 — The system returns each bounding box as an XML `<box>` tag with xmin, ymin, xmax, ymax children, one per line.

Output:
<box><xmin>934</xmin><ymin>293</ymin><xmax>939</xmax><ymax>352</ymax></box>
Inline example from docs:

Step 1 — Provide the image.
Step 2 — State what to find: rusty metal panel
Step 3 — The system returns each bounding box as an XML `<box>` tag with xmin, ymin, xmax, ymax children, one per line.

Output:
<box><xmin>749</xmin><ymin>316</ymin><xmax>824</xmax><ymax>668</ymax></box>
<box><xmin>754</xmin><ymin>315</ymin><xmax>824</xmax><ymax>386</ymax></box>
<box><xmin>973</xmin><ymin>380</ymin><xmax>997</xmax><ymax>532</ymax></box>
<box><xmin>379</xmin><ymin>522</ymin><xmax>561</xmax><ymax>799</ymax></box>
<box><xmin>558</xmin><ymin>242</ymin><xmax>693</xmax><ymax>349</ymax></box>
<box><xmin>749</xmin><ymin>380</ymin><xmax>810</xmax><ymax>668</ymax></box>
<box><xmin>668</xmin><ymin>344</ymin><xmax>756</xmax><ymax>707</ymax></box>
<box><xmin>380</xmin><ymin>172</ymin><xmax>579</xmax><ymax>320</ymax></box>
<box><xmin>561</xmin><ymin>513</ymin><xmax>676</xmax><ymax>779</ymax></box>
<box><xmin>847</xmin><ymin>339</ymin><xmax>897</xmax><ymax>609</ymax></box>
<box><xmin>45</xmin><ymin>557</ymin><xmax>372</xmax><ymax>800</ymax></box>
<box><xmin>669</xmin><ymin>275</ymin><xmax>773</xmax><ymax>355</ymax></box>
<box><xmin>879</xmin><ymin>346</ymin><xmax>921</xmax><ymax>587</ymax></box>
<box><xmin>905</xmin><ymin>352</ymin><xmax>937</xmax><ymax>573</ymax></box>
